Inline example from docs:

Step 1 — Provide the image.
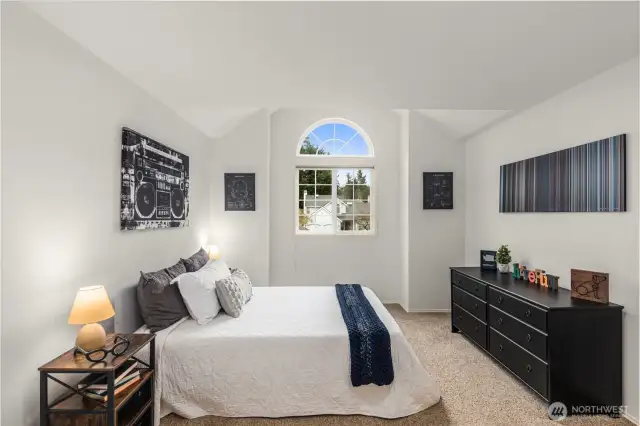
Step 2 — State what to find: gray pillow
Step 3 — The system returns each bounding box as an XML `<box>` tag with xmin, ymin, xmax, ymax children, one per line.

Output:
<box><xmin>181</xmin><ymin>248</ymin><xmax>209</xmax><ymax>273</ymax></box>
<box><xmin>216</xmin><ymin>275</ymin><xmax>245</xmax><ymax>318</ymax></box>
<box><xmin>230</xmin><ymin>268</ymin><xmax>253</xmax><ymax>303</ymax></box>
<box><xmin>165</xmin><ymin>261</ymin><xmax>186</xmax><ymax>279</ymax></box>
<box><xmin>137</xmin><ymin>269</ymin><xmax>189</xmax><ymax>332</ymax></box>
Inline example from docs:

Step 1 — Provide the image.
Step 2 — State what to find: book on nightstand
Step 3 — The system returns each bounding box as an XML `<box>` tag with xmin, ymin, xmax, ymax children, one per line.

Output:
<box><xmin>82</xmin><ymin>376</ymin><xmax>141</xmax><ymax>402</ymax></box>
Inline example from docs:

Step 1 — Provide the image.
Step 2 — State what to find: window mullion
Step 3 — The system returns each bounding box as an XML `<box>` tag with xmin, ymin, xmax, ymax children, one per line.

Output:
<box><xmin>332</xmin><ymin>168</ymin><xmax>338</xmax><ymax>234</ymax></box>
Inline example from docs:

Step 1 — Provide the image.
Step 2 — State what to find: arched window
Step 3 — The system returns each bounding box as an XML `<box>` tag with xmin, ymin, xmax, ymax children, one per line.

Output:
<box><xmin>297</xmin><ymin>118</ymin><xmax>374</xmax><ymax>157</ymax></box>
<box><xmin>295</xmin><ymin>118</ymin><xmax>375</xmax><ymax>235</ymax></box>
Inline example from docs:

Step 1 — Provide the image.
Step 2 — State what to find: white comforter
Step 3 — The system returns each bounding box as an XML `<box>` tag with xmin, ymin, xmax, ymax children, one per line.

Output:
<box><xmin>144</xmin><ymin>286</ymin><xmax>440</xmax><ymax>424</ymax></box>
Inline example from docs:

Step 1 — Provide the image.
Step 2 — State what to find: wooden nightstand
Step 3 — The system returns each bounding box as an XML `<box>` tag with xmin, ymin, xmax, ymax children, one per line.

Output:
<box><xmin>39</xmin><ymin>333</ymin><xmax>155</xmax><ymax>426</ymax></box>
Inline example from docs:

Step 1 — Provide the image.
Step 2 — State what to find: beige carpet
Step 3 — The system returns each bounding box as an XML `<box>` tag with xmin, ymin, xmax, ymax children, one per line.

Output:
<box><xmin>162</xmin><ymin>306</ymin><xmax>631</xmax><ymax>426</ymax></box>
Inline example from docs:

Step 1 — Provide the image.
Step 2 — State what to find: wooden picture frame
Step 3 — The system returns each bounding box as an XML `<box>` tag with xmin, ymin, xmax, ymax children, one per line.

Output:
<box><xmin>570</xmin><ymin>269</ymin><xmax>609</xmax><ymax>304</ymax></box>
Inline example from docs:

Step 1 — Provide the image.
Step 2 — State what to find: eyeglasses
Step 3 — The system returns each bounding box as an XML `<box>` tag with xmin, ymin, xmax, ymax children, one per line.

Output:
<box><xmin>75</xmin><ymin>335</ymin><xmax>130</xmax><ymax>362</ymax></box>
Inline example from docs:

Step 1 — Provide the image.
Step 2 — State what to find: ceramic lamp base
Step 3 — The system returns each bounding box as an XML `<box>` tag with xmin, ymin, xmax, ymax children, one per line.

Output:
<box><xmin>76</xmin><ymin>323</ymin><xmax>107</xmax><ymax>351</ymax></box>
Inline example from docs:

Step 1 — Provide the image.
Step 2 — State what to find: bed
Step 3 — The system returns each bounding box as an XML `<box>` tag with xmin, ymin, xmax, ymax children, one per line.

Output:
<box><xmin>138</xmin><ymin>286</ymin><xmax>441</xmax><ymax>424</ymax></box>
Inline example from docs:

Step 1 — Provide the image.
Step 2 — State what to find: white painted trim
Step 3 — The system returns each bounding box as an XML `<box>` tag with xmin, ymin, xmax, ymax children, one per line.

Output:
<box><xmin>624</xmin><ymin>413</ymin><xmax>639</xmax><ymax>425</ymax></box>
<box><xmin>406</xmin><ymin>308</ymin><xmax>452</xmax><ymax>313</ymax></box>
<box><xmin>265</xmin><ymin>109</ymin><xmax>271</xmax><ymax>287</ymax></box>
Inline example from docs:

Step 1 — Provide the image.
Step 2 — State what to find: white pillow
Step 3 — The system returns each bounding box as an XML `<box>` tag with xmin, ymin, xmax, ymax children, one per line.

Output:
<box><xmin>202</xmin><ymin>259</ymin><xmax>232</xmax><ymax>277</ymax></box>
<box><xmin>173</xmin><ymin>259</ymin><xmax>231</xmax><ymax>324</ymax></box>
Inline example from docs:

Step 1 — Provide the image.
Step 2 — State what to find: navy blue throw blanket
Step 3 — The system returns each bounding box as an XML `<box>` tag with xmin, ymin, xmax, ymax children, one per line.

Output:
<box><xmin>335</xmin><ymin>284</ymin><xmax>394</xmax><ymax>387</ymax></box>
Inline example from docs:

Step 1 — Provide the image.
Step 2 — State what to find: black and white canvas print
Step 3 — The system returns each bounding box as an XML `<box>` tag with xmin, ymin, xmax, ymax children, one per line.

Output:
<box><xmin>225</xmin><ymin>173</ymin><xmax>255</xmax><ymax>211</ymax></box>
<box><xmin>121</xmin><ymin>127</ymin><xmax>190</xmax><ymax>230</ymax></box>
<box><xmin>423</xmin><ymin>172</ymin><xmax>454</xmax><ymax>209</ymax></box>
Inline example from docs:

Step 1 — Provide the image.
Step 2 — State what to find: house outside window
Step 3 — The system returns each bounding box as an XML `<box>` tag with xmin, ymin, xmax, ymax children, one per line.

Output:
<box><xmin>295</xmin><ymin>118</ymin><xmax>375</xmax><ymax>235</ymax></box>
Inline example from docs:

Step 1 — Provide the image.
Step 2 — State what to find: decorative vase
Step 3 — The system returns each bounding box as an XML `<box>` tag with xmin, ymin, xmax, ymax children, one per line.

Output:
<box><xmin>497</xmin><ymin>263</ymin><xmax>510</xmax><ymax>273</ymax></box>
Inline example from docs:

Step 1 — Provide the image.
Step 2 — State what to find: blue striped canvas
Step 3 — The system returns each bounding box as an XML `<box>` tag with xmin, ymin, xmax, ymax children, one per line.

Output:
<box><xmin>499</xmin><ymin>135</ymin><xmax>626</xmax><ymax>213</ymax></box>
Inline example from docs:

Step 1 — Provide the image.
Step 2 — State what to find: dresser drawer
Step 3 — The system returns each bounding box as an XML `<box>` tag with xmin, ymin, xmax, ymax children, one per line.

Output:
<box><xmin>453</xmin><ymin>304</ymin><xmax>487</xmax><ymax>349</ymax></box>
<box><xmin>453</xmin><ymin>285</ymin><xmax>486</xmax><ymax>322</ymax></box>
<box><xmin>489</xmin><ymin>306</ymin><xmax>547</xmax><ymax>360</ymax></box>
<box><xmin>452</xmin><ymin>271</ymin><xmax>486</xmax><ymax>301</ymax></box>
<box><xmin>489</xmin><ymin>288</ymin><xmax>547</xmax><ymax>332</ymax></box>
<box><xmin>489</xmin><ymin>328</ymin><xmax>548</xmax><ymax>398</ymax></box>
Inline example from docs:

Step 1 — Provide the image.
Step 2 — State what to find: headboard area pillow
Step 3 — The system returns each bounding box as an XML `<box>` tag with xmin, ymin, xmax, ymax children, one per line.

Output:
<box><xmin>181</xmin><ymin>248</ymin><xmax>210</xmax><ymax>272</ymax></box>
<box><xmin>215</xmin><ymin>268</ymin><xmax>252</xmax><ymax>317</ymax></box>
<box><xmin>137</xmin><ymin>269</ymin><xmax>189</xmax><ymax>332</ymax></box>
<box><xmin>172</xmin><ymin>260</ymin><xmax>231</xmax><ymax>325</ymax></box>
<box><xmin>165</xmin><ymin>260</ymin><xmax>187</xmax><ymax>279</ymax></box>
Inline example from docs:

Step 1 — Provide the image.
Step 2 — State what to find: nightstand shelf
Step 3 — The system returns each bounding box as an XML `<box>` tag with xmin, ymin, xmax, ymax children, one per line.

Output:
<box><xmin>39</xmin><ymin>333</ymin><xmax>155</xmax><ymax>426</ymax></box>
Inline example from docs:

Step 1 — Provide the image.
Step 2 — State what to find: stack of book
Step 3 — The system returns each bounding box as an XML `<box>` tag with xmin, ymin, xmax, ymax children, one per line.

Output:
<box><xmin>78</xmin><ymin>361</ymin><xmax>141</xmax><ymax>402</ymax></box>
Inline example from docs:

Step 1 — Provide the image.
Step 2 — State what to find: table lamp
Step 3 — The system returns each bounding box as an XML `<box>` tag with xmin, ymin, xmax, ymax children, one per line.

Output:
<box><xmin>68</xmin><ymin>286</ymin><xmax>115</xmax><ymax>351</ymax></box>
<box><xmin>208</xmin><ymin>245</ymin><xmax>220</xmax><ymax>260</ymax></box>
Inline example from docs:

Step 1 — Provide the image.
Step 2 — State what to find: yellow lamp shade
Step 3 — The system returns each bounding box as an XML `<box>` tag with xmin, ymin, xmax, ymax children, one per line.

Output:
<box><xmin>208</xmin><ymin>245</ymin><xmax>220</xmax><ymax>260</ymax></box>
<box><xmin>68</xmin><ymin>285</ymin><xmax>115</xmax><ymax>325</ymax></box>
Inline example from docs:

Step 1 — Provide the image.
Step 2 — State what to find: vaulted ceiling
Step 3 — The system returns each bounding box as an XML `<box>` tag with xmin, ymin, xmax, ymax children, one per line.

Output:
<box><xmin>28</xmin><ymin>1</ymin><xmax>638</xmax><ymax>139</ymax></box>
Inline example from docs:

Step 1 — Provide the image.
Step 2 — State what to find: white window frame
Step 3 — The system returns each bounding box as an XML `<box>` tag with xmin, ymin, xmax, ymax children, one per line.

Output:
<box><xmin>295</xmin><ymin>118</ymin><xmax>376</xmax><ymax>236</ymax></box>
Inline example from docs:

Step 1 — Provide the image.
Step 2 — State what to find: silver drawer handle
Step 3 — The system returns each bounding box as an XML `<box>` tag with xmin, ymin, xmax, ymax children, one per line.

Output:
<box><xmin>474</xmin><ymin>303</ymin><xmax>479</xmax><ymax>310</ymax></box>
<box><xmin>474</xmin><ymin>325</ymin><xmax>479</xmax><ymax>332</ymax></box>
<box><xmin>497</xmin><ymin>317</ymin><xmax>504</xmax><ymax>325</ymax></box>
<box><xmin>526</xmin><ymin>333</ymin><xmax>532</xmax><ymax>342</ymax></box>
<box><xmin>457</xmin><ymin>315</ymin><xmax>462</xmax><ymax>322</ymax></box>
<box><xmin>499</xmin><ymin>344</ymin><xmax>504</xmax><ymax>352</ymax></box>
<box><xmin>456</xmin><ymin>279</ymin><xmax>461</xmax><ymax>285</ymax></box>
<box><xmin>526</xmin><ymin>364</ymin><xmax>532</xmax><ymax>373</ymax></box>
<box><xmin>497</xmin><ymin>296</ymin><xmax>503</xmax><ymax>304</ymax></box>
<box><xmin>525</xmin><ymin>309</ymin><xmax>532</xmax><ymax>318</ymax></box>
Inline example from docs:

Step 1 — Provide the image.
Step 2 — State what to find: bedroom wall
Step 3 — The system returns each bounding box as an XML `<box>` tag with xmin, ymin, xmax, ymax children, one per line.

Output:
<box><xmin>269</xmin><ymin>109</ymin><xmax>403</xmax><ymax>303</ymax></box>
<box><xmin>1</xmin><ymin>4</ymin><xmax>212</xmax><ymax>425</ymax></box>
<box><xmin>408</xmin><ymin>112</ymin><xmax>466</xmax><ymax>312</ymax></box>
<box><xmin>465</xmin><ymin>58</ymin><xmax>639</xmax><ymax>421</ymax></box>
<box><xmin>210</xmin><ymin>110</ymin><xmax>270</xmax><ymax>286</ymax></box>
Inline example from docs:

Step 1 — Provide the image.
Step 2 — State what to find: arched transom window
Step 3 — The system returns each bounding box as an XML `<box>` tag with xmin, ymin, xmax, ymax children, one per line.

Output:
<box><xmin>297</xmin><ymin>118</ymin><xmax>374</xmax><ymax>157</ymax></box>
<box><xmin>295</xmin><ymin>118</ymin><xmax>375</xmax><ymax>235</ymax></box>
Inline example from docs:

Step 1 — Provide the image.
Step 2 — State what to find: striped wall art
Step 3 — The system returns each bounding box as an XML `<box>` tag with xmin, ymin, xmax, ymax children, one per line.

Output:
<box><xmin>499</xmin><ymin>134</ymin><xmax>626</xmax><ymax>213</ymax></box>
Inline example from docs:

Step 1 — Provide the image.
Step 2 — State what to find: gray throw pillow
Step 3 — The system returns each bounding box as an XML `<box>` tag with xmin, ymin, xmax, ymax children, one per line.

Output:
<box><xmin>230</xmin><ymin>268</ymin><xmax>253</xmax><ymax>303</ymax></box>
<box><xmin>137</xmin><ymin>269</ymin><xmax>189</xmax><ymax>332</ymax></box>
<box><xmin>216</xmin><ymin>275</ymin><xmax>245</xmax><ymax>318</ymax></box>
<box><xmin>165</xmin><ymin>261</ymin><xmax>186</xmax><ymax>279</ymax></box>
<box><xmin>181</xmin><ymin>248</ymin><xmax>209</xmax><ymax>273</ymax></box>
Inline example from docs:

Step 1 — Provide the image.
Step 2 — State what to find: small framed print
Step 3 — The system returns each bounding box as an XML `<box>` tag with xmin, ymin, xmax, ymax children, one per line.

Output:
<box><xmin>480</xmin><ymin>250</ymin><xmax>497</xmax><ymax>271</ymax></box>
<box><xmin>423</xmin><ymin>172</ymin><xmax>453</xmax><ymax>209</ymax></box>
<box><xmin>224</xmin><ymin>173</ymin><xmax>255</xmax><ymax>211</ymax></box>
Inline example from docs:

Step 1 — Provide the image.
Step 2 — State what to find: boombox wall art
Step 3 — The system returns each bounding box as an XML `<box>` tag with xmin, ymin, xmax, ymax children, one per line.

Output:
<box><xmin>120</xmin><ymin>127</ymin><xmax>190</xmax><ymax>230</ymax></box>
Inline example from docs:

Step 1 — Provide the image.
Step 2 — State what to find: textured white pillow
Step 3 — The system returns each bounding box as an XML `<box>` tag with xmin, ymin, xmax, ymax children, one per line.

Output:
<box><xmin>173</xmin><ymin>259</ymin><xmax>231</xmax><ymax>324</ymax></box>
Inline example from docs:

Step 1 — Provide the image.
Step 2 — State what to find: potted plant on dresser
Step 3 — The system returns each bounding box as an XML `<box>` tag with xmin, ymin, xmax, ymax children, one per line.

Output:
<box><xmin>496</xmin><ymin>245</ymin><xmax>511</xmax><ymax>273</ymax></box>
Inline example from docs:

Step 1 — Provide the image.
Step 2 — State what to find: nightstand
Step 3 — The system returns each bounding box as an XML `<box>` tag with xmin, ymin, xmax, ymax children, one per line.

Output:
<box><xmin>39</xmin><ymin>333</ymin><xmax>155</xmax><ymax>426</ymax></box>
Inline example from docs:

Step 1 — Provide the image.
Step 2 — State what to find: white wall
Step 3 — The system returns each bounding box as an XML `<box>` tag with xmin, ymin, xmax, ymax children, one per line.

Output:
<box><xmin>210</xmin><ymin>110</ymin><xmax>270</xmax><ymax>286</ymax></box>
<box><xmin>269</xmin><ymin>109</ymin><xmax>402</xmax><ymax>303</ymax></box>
<box><xmin>1</xmin><ymin>5</ymin><xmax>212</xmax><ymax>425</ymax></box>
<box><xmin>408</xmin><ymin>112</ymin><xmax>466</xmax><ymax>312</ymax></box>
<box><xmin>465</xmin><ymin>58</ymin><xmax>639</xmax><ymax>421</ymax></box>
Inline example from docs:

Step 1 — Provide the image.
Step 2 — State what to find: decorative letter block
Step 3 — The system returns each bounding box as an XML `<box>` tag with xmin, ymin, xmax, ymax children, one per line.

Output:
<box><xmin>512</xmin><ymin>263</ymin><xmax>520</xmax><ymax>279</ymax></box>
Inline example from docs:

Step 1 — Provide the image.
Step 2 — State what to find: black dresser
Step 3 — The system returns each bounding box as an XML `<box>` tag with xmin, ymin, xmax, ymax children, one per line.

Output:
<box><xmin>450</xmin><ymin>267</ymin><xmax>623</xmax><ymax>413</ymax></box>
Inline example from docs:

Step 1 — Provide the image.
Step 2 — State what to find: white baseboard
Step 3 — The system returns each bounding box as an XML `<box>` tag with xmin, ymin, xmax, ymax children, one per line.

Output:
<box><xmin>406</xmin><ymin>308</ymin><xmax>451</xmax><ymax>313</ymax></box>
<box><xmin>624</xmin><ymin>412</ymin><xmax>638</xmax><ymax>425</ymax></box>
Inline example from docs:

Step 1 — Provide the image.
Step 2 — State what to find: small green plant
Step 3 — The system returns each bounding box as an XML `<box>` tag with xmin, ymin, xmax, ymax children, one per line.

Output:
<box><xmin>496</xmin><ymin>245</ymin><xmax>512</xmax><ymax>264</ymax></box>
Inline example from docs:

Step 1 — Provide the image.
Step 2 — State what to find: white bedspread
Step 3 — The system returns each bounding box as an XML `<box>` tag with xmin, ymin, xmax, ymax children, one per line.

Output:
<box><xmin>143</xmin><ymin>286</ymin><xmax>440</xmax><ymax>424</ymax></box>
